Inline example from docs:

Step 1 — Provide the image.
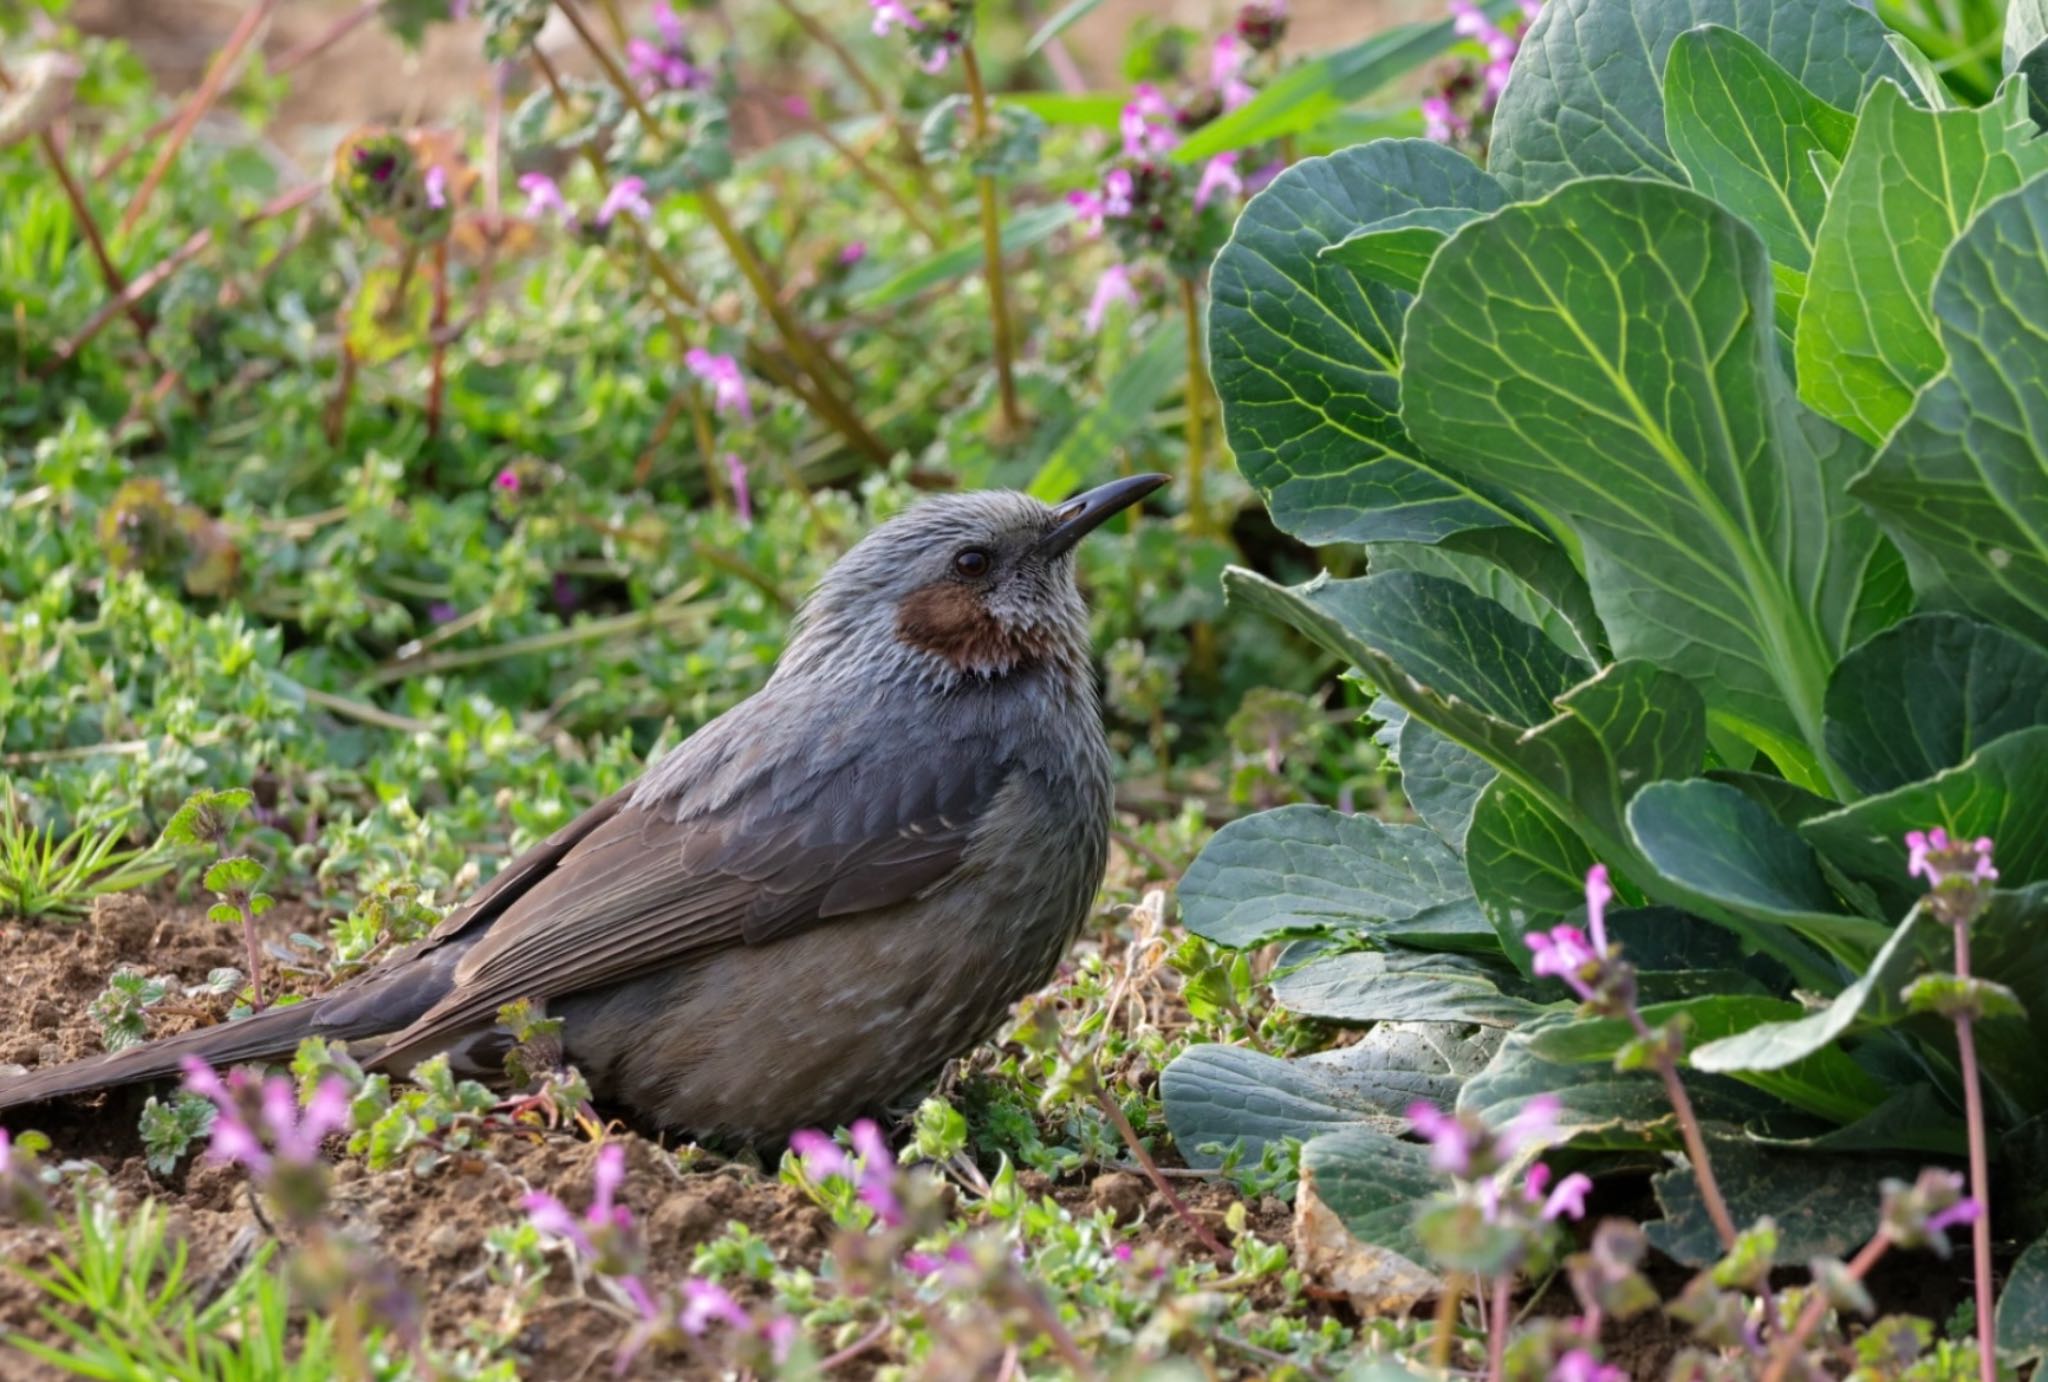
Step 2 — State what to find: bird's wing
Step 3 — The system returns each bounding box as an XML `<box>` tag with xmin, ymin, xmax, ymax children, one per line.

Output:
<box><xmin>367</xmin><ymin>723</ymin><xmax>1014</xmax><ymax>1067</ymax></box>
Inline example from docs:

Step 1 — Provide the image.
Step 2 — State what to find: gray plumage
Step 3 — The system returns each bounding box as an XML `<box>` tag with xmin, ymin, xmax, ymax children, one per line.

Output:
<box><xmin>0</xmin><ymin>478</ymin><xmax>1165</xmax><ymax>1145</ymax></box>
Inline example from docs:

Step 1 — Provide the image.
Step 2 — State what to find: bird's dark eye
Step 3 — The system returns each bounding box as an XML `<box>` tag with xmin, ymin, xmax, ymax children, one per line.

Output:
<box><xmin>952</xmin><ymin>546</ymin><xmax>992</xmax><ymax>578</ymax></box>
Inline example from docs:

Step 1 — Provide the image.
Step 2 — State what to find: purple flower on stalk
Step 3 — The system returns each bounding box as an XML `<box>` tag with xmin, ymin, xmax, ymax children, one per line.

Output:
<box><xmin>423</xmin><ymin>165</ymin><xmax>448</xmax><ymax>210</ymax></box>
<box><xmin>1526</xmin><ymin>923</ymin><xmax>1600</xmax><ymax>1000</ymax></box>
<box><xmin>1103</xmin><ymin>167</ymin><xmax>1135</xmax><ymax>217</ymax></box>
<box><xmin>1583</xmin><ymin>863</ymin><xmax>1613</xmax><ymax>952</ymax></box>
<box><xmin>180</xmin><ymin>1057</ymin><xmax>348</xmax><ymax>1178</ymax></box>
<box><xmin>839</xmin><ymin>240</ymin><xmax>867</xmax><ymax>265</ymax></box>
<box><xmin>1929</xmin><ymin>1197</ymin><xmax>1983</xmax><ymax>1234</ymax></box>
<box><xmin>1120</xmin><ymin>84</ymin><xmax>1179</xmax><ymax>158</ymax></box>
<box><xmin>626</xmin><ymin>1</ymin><xmax>706</xmax><ymax>92</ymax></box>
<box><xmin>518</xmin><ymin>172</ymin><xmax>574</xmax><ymax>226</ymax></box>
<box><xmin>1210</xmin><ymin>32</ymin><xmax>1256</xmax><ymax>111</ymax></box>
<box><xmin>429</xmin><ymin>601</ymin><xmax>458</xmax><ymax>625</ymax></box>
<box><xmin>685</xmin><ymin>348</ymin><xmax>753</xmax><ymax>420</ymax></box>
<box><xmin>869</xmin><ymin>0</ymin><xmax>921</xmax><ymax>36</ymax></box>
<box><xmin>724</xmin><ymin>453</ymin><xmax>752</xmax><ymax>524</ymax></box>
<box><xmin>524</xmin><ymin>1141</ymin><xmax>635</xmax><ymax>1266</ymax></box>
<box><xmin>1906</xmin><ymin>828</ymin><xmax>1998</xmax><ymax>888</ymax></box>
<box><xmin>1408</xmin><ymin>1102</ymin><xmax>1482</xmax><ymax>1175</ymax></box>
<box><xmin>1194</xmin><ymin>151</ymin><xmax>1244</xmax><ymax>209</ymax></box>
<box><xmin>595</xmin><ymin>177</ymin><xmax>653</xmax><ymax>227</ymax></box>
<box><xmin>1500</xmin><ymin>1093</ymin><xmax>1561</xmax><ymax>1158</ymax></box>
<box><xmin>1525</xmin><ymin>1163</ymin><xmax>1593</xmax><ymax>1221</ymax></box>
<box><xmin>788</xmin><ymin>1118</ymin><xmax>903</xmax><ymax>1227</ymax></box>
<box><xmin>1084</xmin><ymin>264</ymin><xmax>1138</xmax><ymax>333</ymax></box>
<box><xmin>678</xmin><ymin>1278</ymin><xmax>750</xmax><ymax>1334</ymax></box>
<box><xmin>494</xmin><ymin>467</ymin><xmax>521</xmax><ymax>493</ymax></box>
<box><xmin>1421</xmin><ymin>94</ymin><xmax>1467</xmax><ymax>143</ymax></box>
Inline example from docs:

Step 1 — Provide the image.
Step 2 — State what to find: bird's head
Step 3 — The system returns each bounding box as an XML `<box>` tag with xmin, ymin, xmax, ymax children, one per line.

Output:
<box><xmin>778</xmin><ymin>475</ymin><xmax>1168</xmax><ymax>690</ymax></box>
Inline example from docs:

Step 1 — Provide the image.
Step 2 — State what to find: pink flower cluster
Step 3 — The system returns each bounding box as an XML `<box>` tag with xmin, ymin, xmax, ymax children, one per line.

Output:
<box><xmin>869</xmin><ymin>0</ymin><xmax>956</xmax><ymax>73</ymax></box>
<box><xmin>1526</xmin><ymin>862</ymin><xmax>1614</xmax><ymax>1003</ymax></box>
<box><xmin>1905</xmin><ymin>827</ymin><xmax>1998</xmax><ymax>890</ymax></box>
<box><xmin>626</xmin><ymin>1</ymin><xmax>710</xmax><ymax>93</ymax></box>
<box><xmin>1407</xmin><ymin>1093</ymin><xmax>1591</xmax><ymax>1226</ymax></box>
<box><xmin>789</xmin><ymin>1118</ymin><xmax>904</xmax><ymax>1226</ymax></box>
<box><xmin>1451</xmin><ymin>0</ymin><xmax>1541</xmax><ymax>99</ymax></box>
<box><xmin>526</xmin><ymin>1143</ymin><xmax>796</xmax><ymax>1369</ymax></box>
<box><xmin>181</xmin><ymin>1056</ymin><xmax>349</xmax><ymax>1180</ymax></box>
<box><xmin>517</xmin><ymin>174</ymin><xmax>653</xmax><ymax>231</ymax></box>
<box><xmin>684</xmin><ymin>348</ymin><xmax>753</xmax><ymax>420</ymax></box>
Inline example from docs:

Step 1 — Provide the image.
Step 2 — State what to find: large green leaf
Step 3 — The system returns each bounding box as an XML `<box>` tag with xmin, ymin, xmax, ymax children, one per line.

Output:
<box><xmin>1525</xmin><ymin>994</ymin><xmax>1889</xmax><ymax>1124</ymax></box>
<box><xmin>1795</xmin><ymin>81</ymin><xmax>2048</xmax><ymax>446</ymax></box>
<box><xmin>1824</xmin><ymin>614</ymin><xmax>2048</xmax><ymax>796</ymax></box>
<box><xmin>1663</xmin><ymin>26</ymin><xmax>1857</xmax><ymax>273</ymax></box>
<box><xmin>2009</xmin><ymin>0</ymin><xmax>2048</xmax><ymax>75</ymax></box>
<box><xmin>2000</xmin><ymin>1232</ymin><xmax>2048</xmax><ymax>1364</ymax></box>
<box><xmin>1459</xmin><ymin>1022</ymin><xmax>1783</xmax><ymax>1149</ymax></box>
<box><xmin>1295</xmin><ymin>1127</ymin><xmax>1440</xmax><ymax>1309</ymax></box>
<box><xmin>1489</xmin><ymin>0</ymin><xmax>1905</xmax><ymax>200</ymax></box>
<box><xmin>1465</xmin><ymin>776</ymin><xmax>1600</xmax><ymax>958</ymax></box>
<box><xmin>1647</xmin><ymin>1143</ymin><xmax>1907</xmax><ymax>1267</ymax></box>
<box><xmin>1402</xmin><ymin>175</ymin><xmax>1881</xmax><ymax>777</ymax></box>
<box><xmin>1272</xmin><ymin>943</ymin><xmax>1545</xmax><ymax>1027</ymax></box>
<box><xmin>1627</xmin><ymin>779</ymin><xmax>1885</xmax><ymax>951</ymax></box>
<box><xmin>1802</xmin><ymin>727</ymin><xmax>2048</xmax><ymax>893</ymax></box>
<box><xmin>1207</xmin><ymin>141</ymin><xmax>1517</xmax><ymax>546</ymax></box>
<box><xmin>1851</xmin><ymin>174</ymin><xmax>2048</xmax><ymax>645</ymax></box>
<box><xmin>1366</xmin><ymin>528</ymin><xmax>1605</xmax><ymax>667</ymax></box>
<box><xmin>1320</xmin><ymin>206</ymin><xmax>1488</xmax><ymax>295</ymax></box>
<box><xmin>1397</xmin><ymin>717</ymin><xmax>1494</xmax><ymax>852</ymax></box>
<box><xmin>1161</xmin><ymin>1023</ymin><xmax>1498</xmax><ymax>1169</ymax></box>
<box><xmin>1690</xmin><ymin>907</ymin><xmax>1938</xmax><ymax>1073</ymax></box>
<box><xmin>1177</xmin><ymin>805</ymin><xmax>1487</xmax><ymax>951</ymax></box>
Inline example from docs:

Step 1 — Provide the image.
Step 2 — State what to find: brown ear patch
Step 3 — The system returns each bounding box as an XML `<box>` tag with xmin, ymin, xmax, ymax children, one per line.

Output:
<box><xmin>897</xmin><ymin>581</ymin><xmax>1038</xmax><ymax>674</ymax></box>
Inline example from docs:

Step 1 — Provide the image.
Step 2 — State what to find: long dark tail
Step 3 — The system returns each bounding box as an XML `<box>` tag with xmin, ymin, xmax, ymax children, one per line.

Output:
<box><xmin>0</xmin><ymin>992</ymin><xmax>364</xmax><ymax>1112</ymax></box>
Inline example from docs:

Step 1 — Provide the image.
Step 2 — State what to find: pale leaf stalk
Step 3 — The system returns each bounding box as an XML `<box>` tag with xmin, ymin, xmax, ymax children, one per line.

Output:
<box><xmin>959</xmin><ymin>45</ymin><xmax>1023</xmax><ymax>436</ymax></box>
<box><xmin>1485</xmin><ymin>1272</ymin><xmax>1511</xmax><ymax>1382</ymax></box>
<box><xmin>1762</xmin><ymin>1232</ymin><xmax>1890</xmax><ymax>1382</ymax></box>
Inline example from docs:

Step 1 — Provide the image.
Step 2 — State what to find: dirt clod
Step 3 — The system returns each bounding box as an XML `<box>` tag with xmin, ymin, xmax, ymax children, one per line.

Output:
<box><xmin>1090</xmin><ymin>1170</ymin><xmax>1147</xmax><ymax>1225</ymax></box>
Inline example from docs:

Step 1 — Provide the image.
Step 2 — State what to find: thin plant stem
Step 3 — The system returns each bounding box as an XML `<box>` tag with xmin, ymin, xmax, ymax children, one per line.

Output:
<box><xmin>804</xmin><ymin>114</ymin><xmax>940</xmax><ymax>243</ymax></box>
<box><xmin>959</xmin><ymin>45</ymin><xmax>1023</xmax><ymax>436</ymax></box>
<box><xmin>769</xmin><ymin>0</ymin><xmax>930</xmax><ymax>181</ymax></box>
<box><xmin>1762</xmin><ymin>1233</ymin><xmax>1890</xmax><ymax>1382</ymax></box>
<box><xmin>1094</xmin><ymin>1087</ymin><xmax>1234</xmax><ymax>1266</ymax></box>
<box><xmin>1429</xmin><ymin>1274</ymin><xmax>1463</xmax><ymax>1370</ymax></box>
<box><xmin>1953</xmin><ymin>918</ymin><xmax>1998</xmax><ymax>1382</ymax></box>
<box><xmin>1179</xmin><ymin>275</ymin><xmax>1209</xmax><ymax>535</ymax></box>
<box><xmin>541</xmin><ymin>26</ymin><xmax>890</xmax><ymax>464</ymax></box>
<box><xmin>1628</xmin><ymin>1006</ymin><xmax>1739</xmax><ymax>1252</ymax></box>
<box><xmin>120</xmin><ymin>0</ymin><xmax>280</xmax><ymax>238</ymax></box>
<box><xmin>426</xmin><ymin>240</ymin><xmax>451</xmax><ymax>439</ymax></box>
<box><xmin>1485</xmin><ymin>1273</ymin><xmax>1511</xmax><ymax>1382</ymax></box>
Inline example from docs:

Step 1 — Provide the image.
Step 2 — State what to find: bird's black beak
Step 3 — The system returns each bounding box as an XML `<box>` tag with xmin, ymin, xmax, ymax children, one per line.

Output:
<box><xmin>1035</xmin><ymin>473</ymin><xmax>1171</xmax><ymax>559</ymax></box>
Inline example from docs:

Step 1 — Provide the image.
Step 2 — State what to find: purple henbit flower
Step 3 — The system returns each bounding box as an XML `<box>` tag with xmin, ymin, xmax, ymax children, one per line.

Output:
<box><xmin>653</xmin><ymin>0</ymin><xmax>686</xmax><ymax>48</ymax></box>
<box><xmin>1103</xmin><ymin>166</ymin><xmax>1136</xmax><ymax>218</ymax></box>
<box><xmin>494</xmin><ymin>467</ymin><xmax>521</xmax><ymax>493</ymax></box>
<box><xmin>724</xmin><ymin>453</ymin><xmax>752</xmax><ymax>525</ymax></box>
<box><xmin>1421</xmin><ymin>94</ymin><xmax>1467</xmax><ymax>144</ymax></box>
<box><xmin>1194</xmin><ymin>151</ymin><xmax>1244</xmax><ymax>210</ymax></box>
<box><xmin>839</xmin><ymin>240</ymin><xmax>867</xmax><ymax>266</ymax></box>
<box><xmin>627</xmin><ymin>1</ymin><xmax>708</xmax><ymax>92</ymax></box>
<box><xmin>518</xmin><ymin>172</ymin><xmax>574</xmax><ymax>226</ymax></box>
<box><xmin>1120</xmin><ymin>84</ymin><xmax>1180</xmax><ymax>158</ymax></box>
<box><xmin>1583</xmin><ymin>863</ymin><xmax>1613</xmax><ymax>953</ymax></box>
<box><xmin>1407</xmin><ymin>1102</ymin><xmax>1483</xmax><ymax>1176</ymax></box>
<box><xmin>423</xmin><ymin>165</ymin><xmax>448</xmax><ymax>210</ymax></box>
<box><xmin>850</xmin><ymin>1118</ymin><xmax>905</xmax><ymax>1227</ymax></box>
<box><xmin>1084</xmin><ymin>263</ymin><xmax>1138</xmax><ymax>334</ymax></box>
<box><xmin>1237</xmin><ymin>0</ymin><xmax>1288</xmax><ymax>52</ymax></box>
<box><xmin>1552</xmin><ymin>1350</ymin><xmax>1626</xmax><ymax>1382</ymax></box>
<box><xmin>869</xmin><ymin>0</ymin><xmax>921</xmax><ymax>37</ymax></box>
<box><xmin>1067</xmin><ymin>188</ymin><xmax>1108</xmax><ymax>237</ymax></box>
<box><xmin>1500</xmin><ymin>1093</ymin><xmax>1561</xmax><ymax>1159</ymax></box>
<box><xmin>1210</xmin><ymin>32</ymin><xmax>1256</xmax><ymax>111</ymax></box>
<box><xmin>1906</xmin><ymin>827</ymin><xmax>1998</xmax><ymax>890</ymax></box>
<box><xmin>685</xmin><ymin>348</ymin><xmax>754</xmax><ymax>420</ymax></box>
<box><xmin>1526</xmin><ymin>923</ymin><xmax>1600</xmax><ymax>1001</ymax></box>
<box><xmin>789</xmin><ymin>1127</ymin><xmax>851</xmax><ymax>1181</ymax></box>
<box><xmin>679</xmin><ymin>1278</ymin><xmax>750</xmax><ymax>1335</ymax></box>
<box><xmin>595</xmin><ymin>176</ymin><xmax>653</xmax><ymax>227</ymax></box>
<box><xmin>1531</xmin><ymin>1165</ymin><xmax>1593</xmax><ymax>1222</ymax></box>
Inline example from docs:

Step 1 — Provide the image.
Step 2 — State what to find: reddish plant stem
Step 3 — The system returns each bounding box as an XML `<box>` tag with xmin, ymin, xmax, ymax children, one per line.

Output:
<box><xmin>49</xmin><ymin>183</ymin><xmax>320</xmax><ymax>368</ymax></box>
<box><xmin>121</xmin><ymin>0</ymin><xmax>280</xmax><ymax>238</ymax></box>
<box><xmin>1763</xmin><ymin>1233</ymin><xmax>1890</xmax><ymax>1382</ymax></box>
<box><xmin>1485</xmin><ymin>1273</ymin><xmax>1512</xmax><ymax>1382</ymax></box>
<box><xmin>1095</xmin><ymin>1087</ymin><xmax>1234</xmax><ymax>1266</ymax></box>
<box><xmin>959</xmin><ymin>44</ymin><xmax>1023</xmax><ymax>436</ymax></box>
<box><xmin>1952</xmin><ymin>919</ymin><xmax>1998</xmax><ymax>1382</ymax></box>
<box><xmin>327</xmin><ymin>340</ymin><xmax>359</xmax><ymax>446</ymax></box>
<box><xmin>802</xmin><ymin>113</ymin><xmax>940</xmax><ymax>243</ymax></box>
<box><xmin>39</xmin><ymin>129</ymin><xmax>151</xmax><ymax>339</ymax></box>
<box><xmin>273</xmin><ymin>0</ymin><xmax>382</xmax><ymax>76</ymax></box>
<box><xmin>817</xmin><ymin>1318</ymin><xmax>890</xmax><ymax>1371</ymax></box>
<box><xmin>1628</xmin><ymin>1005</ymin><xmax>1738</xmax><ymax>1252</ymax></box>
<box><xmin>425</xmin><ymin>240</ymin><xmax>451</xmax><ymax>439</ymax></box>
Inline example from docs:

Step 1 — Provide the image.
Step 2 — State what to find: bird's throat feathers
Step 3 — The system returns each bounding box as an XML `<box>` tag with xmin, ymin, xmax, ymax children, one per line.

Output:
<box><xmin>895</xmin><ymin>581</ymin><xmax>1066</xmax><ymax>680</ymax></box>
